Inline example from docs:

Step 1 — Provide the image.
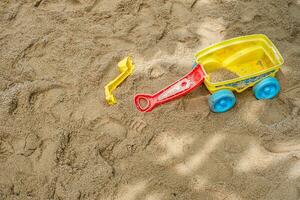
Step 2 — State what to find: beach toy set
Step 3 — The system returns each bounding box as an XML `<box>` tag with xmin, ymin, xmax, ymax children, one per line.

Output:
<box><xmin>105</xmin><ymin>34</ymin><xmax>284</xmax><ymax>113</ymax></box>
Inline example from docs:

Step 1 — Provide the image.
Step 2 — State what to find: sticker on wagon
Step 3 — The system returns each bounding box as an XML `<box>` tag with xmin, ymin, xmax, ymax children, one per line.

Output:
<box><xmin>217</xmin><ymin>70</ymin><xmax>276</xmax><ymax>90</ymax></box>
<box><xmin>157</xmin><ymin>79</ymin><xmax>193</xmax><ymax>101</ymax></box>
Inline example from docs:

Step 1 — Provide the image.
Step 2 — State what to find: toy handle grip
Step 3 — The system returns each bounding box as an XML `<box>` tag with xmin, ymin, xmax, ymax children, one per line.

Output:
<box><xmin>134</xmin><ymin>94</ymin><xmax>155</xmax><ymax>112</ymax></box>
<box><xmin>134</xmin><ymin>64</ymin><xmax>205</xmax><ymax>113</ymax></box>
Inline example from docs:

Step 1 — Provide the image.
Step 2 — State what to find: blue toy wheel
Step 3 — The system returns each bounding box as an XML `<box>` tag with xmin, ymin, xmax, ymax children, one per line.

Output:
<box><xmin>192</xmin><ymin>61</ymin><xmax>198</xmax><ymax>69</ymax></box>
<box><xmin>253</xmin><ymin>77</ymin><xmax>280</xmax><ymax>100</ymax></box>
<box><xmin>208</xmin><ymin>89</ymin><xmax>236</xmax><ymax>113</ymax></box>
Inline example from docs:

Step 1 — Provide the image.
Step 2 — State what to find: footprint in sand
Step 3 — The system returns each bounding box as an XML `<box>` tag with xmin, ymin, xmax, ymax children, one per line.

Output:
<box><xmin>88</xmin><ymin>117</ymin><xmax>128</xmax><ymax>158</ymax></box>
<box><xmin>7</xmin><ymin>132</ymin><xmax>40</xmax><ymax>157</ymax></box>
<box><xmin>0</xmin><ymin>80</ymin><xmax>60</xmax><ymax>115</ymax></box>
<box><xmin>23</xmin><ymin>133</ymin><xmax>39</xmax><ymax>156</ymax></box>
<box><xmin>33</xmin><ymin>138</ymin><xmax>60</xmax><ymax>174</ymax></box>
<box><xmin>0</xmin><ymin>139</ymin><xmax>14</xmax><ymax>160</ymax></box>
<box><xmin>148</xmin><ymin>63</ymin><xmax>166</xmax><ymax>79</ymax></box>
<box><xmin>266</xmin><ymin>140</ymin><xmax>300</xmax><ymax>154</ymax></box>
<box><xmin>121</xmin><ymin>116</ymin><xmax>147</xmax><ymax>134</ymax></box>
<box><xmin>93</xmin><ymin>118</ymin><xmax>127</xmax><ymax>140</ymax></box>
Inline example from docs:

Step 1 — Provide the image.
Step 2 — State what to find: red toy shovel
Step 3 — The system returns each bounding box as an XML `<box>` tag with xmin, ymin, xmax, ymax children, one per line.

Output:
<box><xmin>134</xmin><ymin>64</ymin><xmax>205</xmax><ymax>112</ymax></box>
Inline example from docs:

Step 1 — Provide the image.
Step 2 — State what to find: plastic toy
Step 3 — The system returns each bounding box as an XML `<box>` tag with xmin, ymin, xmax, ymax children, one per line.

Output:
<box><xmin>134</xmin><ymin>64</ymin><xmax>205</xmax><ymax>112</ymax></box>
<box><xmin>134</xmin><ymin>34</ymin><xmax>284</xmax><ymax>113</ymax></box>
<box><xmin>105</xmin><ymin>56</ymin><xmax>134</xmax><ymax>105</ymax></box>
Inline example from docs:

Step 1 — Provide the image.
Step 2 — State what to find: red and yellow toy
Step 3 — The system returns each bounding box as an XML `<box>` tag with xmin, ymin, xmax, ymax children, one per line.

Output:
<box><xmin>134</xmin><ymin>34</ymin><xmax>284</xmax><ymax>113</ymax></box>
<box><xmin>134</xmin><ymin>64</ymin><xmax>205</xmax><ymax>112</ymax></box>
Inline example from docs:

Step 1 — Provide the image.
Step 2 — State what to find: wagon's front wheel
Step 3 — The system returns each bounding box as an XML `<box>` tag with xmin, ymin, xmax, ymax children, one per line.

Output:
<box><xmin>208</xmin><ymin>89</ymin><xmax>236</xmax><ymax>113</ymax></box>
<box><xmin>253</xmin><ymin>77</ymin><xmax>280</xmax><ymax>100</ymax></box>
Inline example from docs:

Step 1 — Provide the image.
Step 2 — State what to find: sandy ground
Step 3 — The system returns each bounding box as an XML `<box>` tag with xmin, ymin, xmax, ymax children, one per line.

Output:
<box><xmin>0</xmin><ymin>0</ymin><xmax>300</xmax><ymax>199</ymax></box>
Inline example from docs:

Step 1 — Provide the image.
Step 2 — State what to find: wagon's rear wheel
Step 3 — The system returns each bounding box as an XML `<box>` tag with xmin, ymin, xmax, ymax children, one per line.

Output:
<box><xmin>192</xmin><ymin>61</ymin><xmax>198</xmax><ymax>69</ymax></box>
<box><xmin>253</xmin><ymin>77</ymin><xmax>280</xmax><ymax>100</ymax></box>
<box><xmin>208</xmin><ymin>89</ymin><xmax>236</xmax><ymax>113</ymax></box>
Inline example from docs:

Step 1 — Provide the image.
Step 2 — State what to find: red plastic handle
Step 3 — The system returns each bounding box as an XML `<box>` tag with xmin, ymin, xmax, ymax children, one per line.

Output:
<box><xmin>134</xmin><ymin>64</ymin><xmax>205</xmax><ymax>112</ymax></box>
<box><xmin>134</xmin><ymin>94</ymin><xmax>155</xmax><ymax>112</ymax></box>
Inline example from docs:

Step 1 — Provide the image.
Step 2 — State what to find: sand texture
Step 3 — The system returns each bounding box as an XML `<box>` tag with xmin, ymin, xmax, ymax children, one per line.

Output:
<box><xmin>209</xmin><ymin>68</ymin><xmax>239</xmax><ymax>82</ymax></box>
<box><xmin>1</xmin><ymin>0</ymin><xmax>300</xmax><ymax>199</ymax></box>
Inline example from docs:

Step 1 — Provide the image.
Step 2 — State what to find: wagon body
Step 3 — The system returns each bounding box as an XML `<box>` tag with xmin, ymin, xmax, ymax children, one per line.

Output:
<box><xmin>195</xmin><ymin>34</ymin><xmax>284</xmax><ymax>93</ymax></box>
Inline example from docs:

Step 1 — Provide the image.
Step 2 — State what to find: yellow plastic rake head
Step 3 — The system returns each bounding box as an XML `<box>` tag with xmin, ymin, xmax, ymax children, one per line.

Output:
<box><xmin>104</xmin><ymin>56</ymin><xmax>134</xmax><ymax>105</ymax></box>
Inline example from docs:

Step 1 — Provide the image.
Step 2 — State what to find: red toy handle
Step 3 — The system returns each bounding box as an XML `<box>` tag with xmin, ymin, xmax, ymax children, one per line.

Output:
<box><xmin>134</xmin><ymin>64</ymin><xmax>205</xmax><ymax>112</ymax></box>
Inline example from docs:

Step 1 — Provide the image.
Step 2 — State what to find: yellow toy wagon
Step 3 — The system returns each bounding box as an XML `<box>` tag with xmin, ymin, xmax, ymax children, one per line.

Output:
<box><xmin>134</xmin><ymin>34</ymin><xmax>284</xmax><ymax>113</ymax></box>
<box><xmin>194</xmin><ymin>34</ymin><xmax>284</xmax><ymax>112</ymax></box>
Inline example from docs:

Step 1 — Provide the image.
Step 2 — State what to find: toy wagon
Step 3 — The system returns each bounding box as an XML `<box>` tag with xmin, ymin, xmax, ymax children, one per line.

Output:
<box><xmin>134</xmin><ymin>34</ymin><xmax>284</xmax><ymax>113</ymax></box>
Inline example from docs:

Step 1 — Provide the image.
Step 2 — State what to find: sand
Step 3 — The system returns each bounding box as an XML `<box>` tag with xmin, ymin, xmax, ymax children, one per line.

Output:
<box><xmin>209</xmin><ymin>68</ymin><xmax>239</xmax><ymax>82</ymax></box>
<box><xmin>0</xmin><ymin>0</ymin><xmax>300</xmax><ymax>199</ymax></box>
